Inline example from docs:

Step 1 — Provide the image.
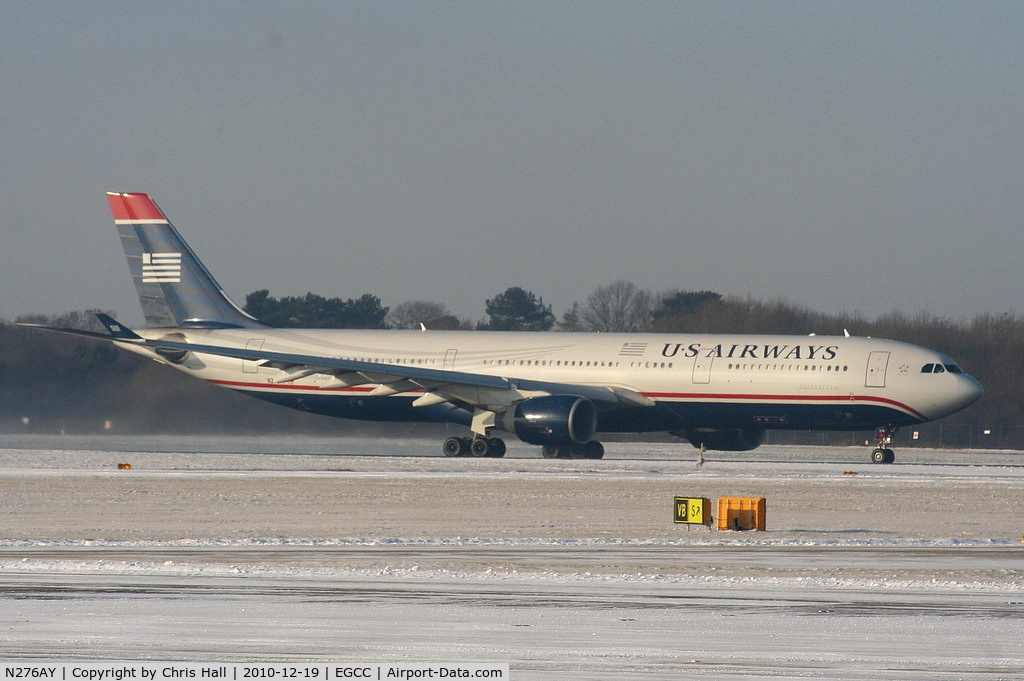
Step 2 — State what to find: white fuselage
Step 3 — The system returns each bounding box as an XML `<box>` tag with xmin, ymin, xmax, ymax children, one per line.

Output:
<box><xmin>120</xmin><ymin>327</ymin><xmax>983</xmax><ymax>436</ymax></box>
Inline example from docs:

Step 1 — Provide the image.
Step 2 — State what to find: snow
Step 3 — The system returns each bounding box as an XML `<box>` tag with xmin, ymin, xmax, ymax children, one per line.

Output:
<box><xmin>0</xmin><ymin>436</ymin><xmax>1022</xmax><ymax>679</ymax></box>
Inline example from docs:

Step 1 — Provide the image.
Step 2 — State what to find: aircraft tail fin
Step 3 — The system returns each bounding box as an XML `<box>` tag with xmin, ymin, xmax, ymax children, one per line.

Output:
<box><xmin>107</xmin><ymin>193</ymin><xmax>264</xmax><ymax>329</ymax></box>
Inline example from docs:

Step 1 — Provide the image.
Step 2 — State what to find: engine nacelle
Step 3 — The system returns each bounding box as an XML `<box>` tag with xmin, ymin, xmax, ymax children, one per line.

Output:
<box><xmin>154</xmin><ymin>333</ymin><xmax>189</xmax><ymax>364</ymax></box>
<box><xmin>506</xmin><ymin>395</ymin><xmax>598</xmax><ymax>446</ymax></box>
<box><xmin>683</xmin><ymin>427</ymin><xmax>765</xmax><ymax>451</ymax></box>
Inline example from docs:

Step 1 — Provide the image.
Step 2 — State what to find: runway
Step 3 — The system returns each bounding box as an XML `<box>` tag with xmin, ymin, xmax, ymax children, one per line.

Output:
<box><xmin>0</xmin><ymin>435</ymin><xmax>1022</xmax><ymax>679</ymax></box>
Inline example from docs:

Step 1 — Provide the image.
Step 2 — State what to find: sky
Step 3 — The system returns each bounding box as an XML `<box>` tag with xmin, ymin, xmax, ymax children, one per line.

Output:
<box><xmin>2</xmin><ymin>1</ymin><xmax>1022</xmax><ymax>327</ymax></box>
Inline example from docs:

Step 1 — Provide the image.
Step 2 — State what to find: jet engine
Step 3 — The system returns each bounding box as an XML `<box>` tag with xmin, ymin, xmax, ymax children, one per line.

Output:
<box><xmin>505</xmin><ymin>395</ymin><xmax>598</xmax><ymax>446</ymax></box>
<box><xmin>682</xmin><ymin>427</ymin><xmax>766</xmax><ymax>451</ymax></box>
<box><xmin>154</xmin><ymin>333</ymin><xmax>189</xmax><ymax>364</ymax></box>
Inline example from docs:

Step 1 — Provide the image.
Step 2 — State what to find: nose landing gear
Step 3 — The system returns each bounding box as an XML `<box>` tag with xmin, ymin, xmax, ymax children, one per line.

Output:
<box><xmin>871</xmin><ymin>425</ymin><xmax>897</xmax><ymax>464</ymax></box>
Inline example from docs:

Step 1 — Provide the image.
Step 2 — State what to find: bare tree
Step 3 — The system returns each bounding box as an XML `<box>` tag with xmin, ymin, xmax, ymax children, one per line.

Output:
<box><xmin>581</xmin><ymin>280</ymin><xmax>653</xmax><ymax>332</ymax></box>
<box><xmin>558</xmin><ymin>302</ymin><xmax>585</xmax><ymax>332</ymax></box>
<box><xmin>386</xmin><ymin>300</ymin><xmax>453</xmax><ymax>329</ymax></box>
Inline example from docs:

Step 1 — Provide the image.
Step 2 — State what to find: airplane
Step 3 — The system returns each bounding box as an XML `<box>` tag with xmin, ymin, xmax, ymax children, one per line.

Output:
<box><xmin>22</xmin><ymin>192</ymin><xmax>983</xmax><ymax>463</ymax></box>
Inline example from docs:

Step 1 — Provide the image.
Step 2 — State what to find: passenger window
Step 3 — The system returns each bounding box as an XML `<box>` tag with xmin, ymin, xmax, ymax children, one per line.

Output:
<box><xmin>921</xmin><ymin>364</ymin><xmax>934</xmax><ymax>373</ymax></box>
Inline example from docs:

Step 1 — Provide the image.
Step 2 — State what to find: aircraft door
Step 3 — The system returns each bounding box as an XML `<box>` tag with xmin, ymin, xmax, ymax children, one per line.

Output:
<box><xmin>443</xmin><ymin>349</ymin><xmax>457</xmax><ymax>377</ymax></box>
<box><xmin>243</xmin><ymin>339</ymin><xmax>264</xmax><ymax>374</ymax></box>
<box><xmin>692</xmin><ymin>348</ymin><xmax>714</xmax><ymax>384</ymax></box>
<box><xmin>865</xmin><ymin>351</ymin><xmax>890</xmax><ymax>388</ymax></box>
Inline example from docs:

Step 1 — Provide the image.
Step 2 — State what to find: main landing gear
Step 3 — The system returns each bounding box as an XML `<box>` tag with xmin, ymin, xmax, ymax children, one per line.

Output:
<box><xmin>871</xmin><ymin>425</ymin><xmax>897</xmax><ymax>464</ymax></box>
<box><xmin>541</xmin><ymin>441</ymin><xmax>605</xmax><ymax>459</ymax></box>
<box><xmin>440</xmin><ymin>437</ymin><xmax>606</xmax><ymax>459</ymax></box>
<box><xmin>442</xmin><ymin>436</ymin><xmax>507</xmax><ymax>458</ymax></box>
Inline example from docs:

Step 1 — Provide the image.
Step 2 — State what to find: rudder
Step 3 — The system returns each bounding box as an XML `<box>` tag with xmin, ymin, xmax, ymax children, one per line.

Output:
<box><xmin>107</xmin><ymin>192</ymin><xmax>263</xmax><ymax>329</ymax></box>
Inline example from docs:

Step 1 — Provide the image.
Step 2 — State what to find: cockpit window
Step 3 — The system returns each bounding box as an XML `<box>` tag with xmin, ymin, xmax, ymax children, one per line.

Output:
<box><xmin>921</xmin><ymin>363</ymin><xmax>964</xmax><ymax>374</ymax></box>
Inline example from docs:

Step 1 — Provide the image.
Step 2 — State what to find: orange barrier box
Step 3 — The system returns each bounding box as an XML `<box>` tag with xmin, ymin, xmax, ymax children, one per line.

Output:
<box><xmin>717</xmin><ymin>496</ymin><xmax>766</xmax><ymax>531</ymax></box>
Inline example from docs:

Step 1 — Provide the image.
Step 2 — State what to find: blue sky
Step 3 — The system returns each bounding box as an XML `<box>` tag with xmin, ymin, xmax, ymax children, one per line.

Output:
<box><xmin>2</xmin><ymin>2</ymin><xmax>1022</xmax><ymax>326</ymax></box>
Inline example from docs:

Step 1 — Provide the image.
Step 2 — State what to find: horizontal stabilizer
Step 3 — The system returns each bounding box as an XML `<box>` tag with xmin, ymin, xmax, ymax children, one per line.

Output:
<box><xmin>17</xmin><ymin>314</ymin><xmax>143</xmax><ymax>344</ymax></box>
<box><xmin>95</xmin><ymin>314</ymin><xmax>144</xmax><ymax>341</ymax></box>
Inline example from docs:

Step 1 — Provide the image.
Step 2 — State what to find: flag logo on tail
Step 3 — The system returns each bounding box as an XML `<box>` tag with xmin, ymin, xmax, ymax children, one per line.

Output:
<box><xmin>142</xmin><ymin>252</ymin><xmax>182</xmax><ymax>283</ymax></box>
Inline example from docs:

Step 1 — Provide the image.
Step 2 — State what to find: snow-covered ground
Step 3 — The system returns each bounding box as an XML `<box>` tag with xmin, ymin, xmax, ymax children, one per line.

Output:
<box><xmin>0</xmin><ymin>435</ymin><xmax>1021</xmax><ymax>679</ymax></box>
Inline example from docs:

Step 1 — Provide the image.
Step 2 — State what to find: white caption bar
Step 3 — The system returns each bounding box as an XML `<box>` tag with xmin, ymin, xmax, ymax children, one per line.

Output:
<box><xmin>0</xmin><ymin>665</ymin><xmax>509</xmax><ymax>681</ymax></box>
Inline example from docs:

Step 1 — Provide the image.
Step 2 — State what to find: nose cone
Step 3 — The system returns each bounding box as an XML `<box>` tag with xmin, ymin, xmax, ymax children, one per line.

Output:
<box><xmin>920</xmin><ymin>372</ymin><xmax>983</xmax><ymax>421</ymax></box>
<box><xmin>958</xmin><ymin>374</ymin><xmax>984</xmax><ymax>410</ymax></box>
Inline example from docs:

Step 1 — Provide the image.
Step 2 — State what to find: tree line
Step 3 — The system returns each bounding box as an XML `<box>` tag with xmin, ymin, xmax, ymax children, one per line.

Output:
<box><xmin>237</xmin><ymin>283</ymin><xmax>734</xmax><ymax>333</ymax></box>
<box><xmin>4</xmin><ymin>282</ymin><xmax>1022</xmax><ymax>448</ymax></box>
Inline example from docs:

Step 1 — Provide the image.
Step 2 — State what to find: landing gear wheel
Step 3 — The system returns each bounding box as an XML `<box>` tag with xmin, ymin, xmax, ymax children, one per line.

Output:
<box><xmin>488</xmin><ymin>438</ymin><xmax>507</xmax><ymax>458</ymax></box>
<box><xmin>470</xmin><ymin>438</ymin><xmax>490</xmax><ymax>457</ymax></box>
<box><xmin>542</xmin><ymin>445</ymin><xmax>561</xmax><ymax>459</ymax></box>
<box><xmin>871</xmin><ymin>448</ymin><xmax>895</xmax><ymax>464</ymax></box>
<box><xmin>540</xmin><ymin>442</ymin><xmax>604</xmax><ymax>459</ymax></box>
<box><xmin>870</xmin><ymin>425</ymin><xmax>898</xmax><ymax>464</ymax></box>
<box><xmin>443</xmin><ymin>437</ymin><xmax>466</xmax><ymax>457</ymax></box>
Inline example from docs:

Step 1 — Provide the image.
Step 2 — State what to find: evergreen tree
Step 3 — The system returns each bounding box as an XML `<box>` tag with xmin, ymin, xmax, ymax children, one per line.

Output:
<box><xmin>243</xmin><ymin>290</ymin><xmax>388</xmax><ymax>328</ymax></box>
<box><xmin>480</xmin><ymin>287</ymin><xmax>554</xmax><ymax>331</ymax></box>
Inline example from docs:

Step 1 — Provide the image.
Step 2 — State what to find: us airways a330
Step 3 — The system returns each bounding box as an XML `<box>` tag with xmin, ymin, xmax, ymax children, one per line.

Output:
<box><xmin>24</xmin><ymin>193</ymin><xmax>983</xmax><ymax>463</ymax></box>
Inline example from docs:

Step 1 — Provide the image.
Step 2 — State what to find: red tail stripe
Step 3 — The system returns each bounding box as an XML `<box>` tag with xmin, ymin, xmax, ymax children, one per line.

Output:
<box><xmin>107</xmin><ymin>192</ymin><xmax>166</xmax><ymax>222</ymax></box>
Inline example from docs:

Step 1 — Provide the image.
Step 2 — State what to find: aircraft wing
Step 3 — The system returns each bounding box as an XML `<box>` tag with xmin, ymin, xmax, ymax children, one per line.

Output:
<box><xmin>22</xmin><ymin>314</ymin><xmax>654</xmax><ymax>411</ymax></box>
<box><xmin>150</xmin><ymin>337</ymin><xmax>655</xmax><ymax>410</ymax></box>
